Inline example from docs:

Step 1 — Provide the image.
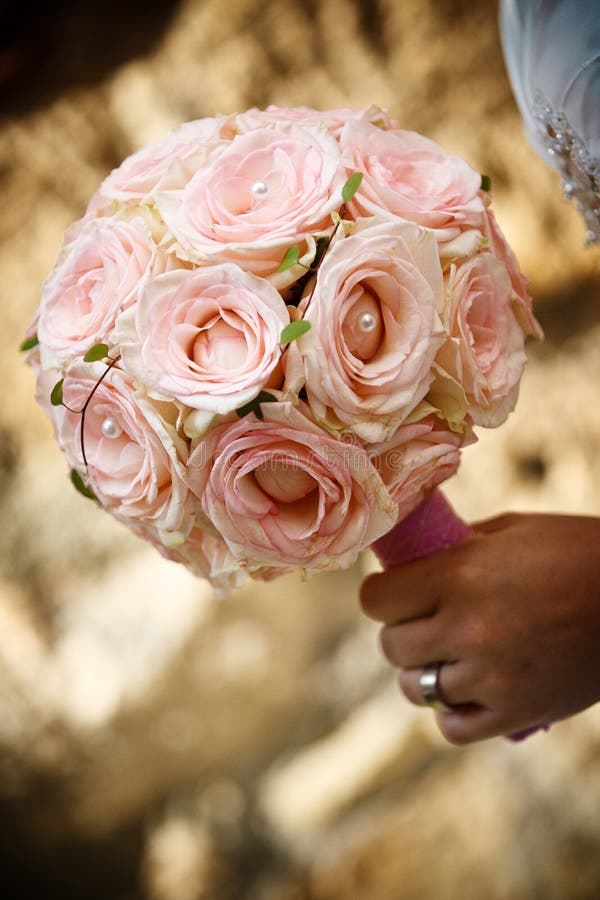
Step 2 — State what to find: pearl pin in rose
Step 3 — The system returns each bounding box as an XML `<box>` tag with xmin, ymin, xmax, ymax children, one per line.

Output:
<box><xmin>101</xmin><ymin>417</ymin><xmax>122</xmax><ymax>439</ymax></box>
<box><xmin>341</xmin><ymin>291</ymin><xmax>383</xmax><ymax>361</ymax></box>
<box><xmin>359</xmin><ymin>312</ymin><xmax>377</xmax><ymax>332</ymax></box>
<box><xmin>251</xmin><ymin>180</ymin><xmax>269</xmax><ymax>197</ymax></box>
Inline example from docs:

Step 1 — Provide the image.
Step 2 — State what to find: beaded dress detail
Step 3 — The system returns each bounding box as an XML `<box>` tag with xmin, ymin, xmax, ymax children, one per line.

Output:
<box><xmin>533</xmin><ymin>92</ymin><xmax>600</xmax><ymax>244</ymax></box>
<box><xmin>500</xmin><ymin>0</ymin><xmax>600</xmax><ymax>243</ymax></box>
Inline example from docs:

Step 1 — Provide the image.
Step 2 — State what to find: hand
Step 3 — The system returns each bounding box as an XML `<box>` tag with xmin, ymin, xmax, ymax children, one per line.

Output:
<box><xmin>360</xmin><ymin>513</ymin><xmax>600</xmax><ymax>744</ymax></box>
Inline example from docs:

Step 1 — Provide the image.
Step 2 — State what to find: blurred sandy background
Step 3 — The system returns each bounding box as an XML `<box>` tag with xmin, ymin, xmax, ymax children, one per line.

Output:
<box><xmin>1</xmin><ymin>0</ymin><xmax>600</xmax><ymax>897</ymax></box>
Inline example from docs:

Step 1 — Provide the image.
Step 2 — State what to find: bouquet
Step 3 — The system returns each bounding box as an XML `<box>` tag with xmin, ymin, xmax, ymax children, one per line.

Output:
<box><xmin>23</xmin><ymin>105</ymin><xmax>540</xmax><ymax>593</ymax></box>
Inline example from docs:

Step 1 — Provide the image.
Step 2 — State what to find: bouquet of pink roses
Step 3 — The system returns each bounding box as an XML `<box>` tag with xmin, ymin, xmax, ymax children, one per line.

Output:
<box><xmin>23</xmin><ymin>105</ymin><xmax>540</xmax><ymax>593</ymax></box>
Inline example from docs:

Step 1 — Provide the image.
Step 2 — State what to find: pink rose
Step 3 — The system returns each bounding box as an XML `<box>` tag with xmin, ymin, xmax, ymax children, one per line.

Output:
<box><xmin>369</xmin><ymin>415</ymin><xmax>472</xmax><ymax>521</ymax></box>
<box><xmin>37</xmin><ymin>217</ymin><xmax>157</xmax><ymax>370</ymax></box>
<box><xmin>155</xmin><ymin>124</ymin><xmax>345</xmax><ymax>276</ymax></box>
<box><xmin>437</xmin><ymin>252</ymin><xmax>528</xmax><ymax>427</ymax></box>
<box><xmin>98</xmin><ymin>117</ymin><xmax>229</xmax><ymax>205</ymax></box>
<box><xmin>185</xmin><ymin>401</ymin><xmax>397</xmax><ymax>573</ymax></box>
<box><xmin>285</xmin><ymin>220</ymin><xmax>445</xmax><ymax>443</ymax></box>
<box><xmin>37</xmin><ymin>364</ymin><xmax>193</xmax><ymax>544</ymax></box>
<box><xmin>113</xmin><ymin>265</ymin><xmax>289</xmax><ymax>429</ymax></box>
<box><xmin>341</xmin><ymin>121</ymin><xmax>486</xmax><ymax>245</ymax></box>
<box><xmin>484</xmin><ymin>209</ymin><xmax>543</xmax><ymax>339</ymax></box>
<box><xmin>234</xmin><ymin>104</ymin><xmax>395</xmax><ymax>137</ymax></box>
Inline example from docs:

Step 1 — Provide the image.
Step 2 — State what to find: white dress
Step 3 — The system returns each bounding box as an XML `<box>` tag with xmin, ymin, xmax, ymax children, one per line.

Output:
<box><xmin>500</xmin><ymin>0</ymin><xmax>600</xmax><ymax>243</ymax></box>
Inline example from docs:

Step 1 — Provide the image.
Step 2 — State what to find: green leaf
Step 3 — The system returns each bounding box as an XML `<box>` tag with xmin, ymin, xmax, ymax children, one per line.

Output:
<box><xmin>83</xmin><ymin>343</ymin><xmax>110</xmax><ymax>362</ymax></box>
<box><xmin>19</xmin><ymin>335</ymin><xmax>39</xmax><ymax>352</ymax></box>
<box><xmin>342</xmin><ymin>171</ymin><xmax>363</xmax><ymax>204</ymax></box>
<box><xmin>50</xmin><ymin>378</ymin><xmax>64</xmax><ymax>407</ymax></box>
<box><xmin>235</xmin><ymin>391</ymin><xmax>277</xmax><ymax>420</ymax></box>
<box><xmin>277</xmin><ymin>245</ymin><xmax>300</xmax><ymax>273</ymax></box>
<box><xmin>480</xmin><ymin>174</ymin><xmax>492</xmax><ymax>192</ymax></box>
<box><xmin>280</xmin><ymin>320</ymin><xmax>311</xmax><ymax>346</ymax></box>
<box><xmin>70</xmin><ymin>469</ymin><xmax>98</xmax><ymax>502</ymax></box>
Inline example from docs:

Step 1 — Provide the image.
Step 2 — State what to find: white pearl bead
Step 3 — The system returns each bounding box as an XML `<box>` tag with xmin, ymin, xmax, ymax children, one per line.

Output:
<box><xmin>101</xmin><ymin>417</ymin><xmax>122</xmax><ymax>439</ymax></box>
<box><xmin>251</xmin><ymin>180</ymin><xmax>269</xmax><ymax>197</ymax></box>
<box><xmin>358</xmin><ymin>312</ymin><xmax>378</xmax><ymax>333</ymax></box>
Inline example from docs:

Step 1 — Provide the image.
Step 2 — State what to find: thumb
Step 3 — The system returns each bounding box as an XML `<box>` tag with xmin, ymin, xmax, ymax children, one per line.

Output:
<box><xmin>472</xmin><ymin>512</ymin><xmax>522</xmax><ymax>535</ymax></box>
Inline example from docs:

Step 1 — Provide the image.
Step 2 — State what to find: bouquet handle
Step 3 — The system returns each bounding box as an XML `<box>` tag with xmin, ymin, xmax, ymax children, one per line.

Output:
<box><xmin>372</xmin><ymin>489</ymin><xmax>472</xmax><ymax>568</ymax></box>
<box><xmin>371</xmin><ymin>489</ymin><xmax>547</xmax><ymax>742</ymax></box>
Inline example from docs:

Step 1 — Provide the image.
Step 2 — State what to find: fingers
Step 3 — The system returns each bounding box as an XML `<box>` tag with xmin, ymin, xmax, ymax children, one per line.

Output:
<box><xmin>380</xmin><ymin>619</ymin><xmax>448</xmax><ymax>669</ymax></box>
<box><xmin>360</xmin><ymin>535</ymin><xmax>483</xmax><ymax>625</ymax></box>
<box><xmin>397</xmin><ymin>662</ymin><xmax>530</xmax><ymax>744</ymax></box>
<box><xmin>397</xmin><ymin>660</ymin><xmax>477</xmax><ymax>709</ymax></box>
<box><xmin>360</xmin><ymin>563</ymin><xmax>441</xmax><ymax>624</ymax></box>
<box><xmin>397</xmin><ymin>663</ymin><xmax>508</xmax><ymax>744</ymax></box>
<box><xmin>471</xmin><ymin>512</ymin><xmax>521</xmax><ymax>535</ymax></box>
<box><xmin>434</xmin><ymin>707</ymin><xmax>508</xmax><ymax>745</ymax></box>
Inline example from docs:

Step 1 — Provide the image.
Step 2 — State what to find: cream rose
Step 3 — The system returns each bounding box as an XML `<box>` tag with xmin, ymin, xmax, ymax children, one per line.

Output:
<box><xmin>155</xmin><ymin>124</ymin><xmax>345</xmax><ymax>276</ymax></box>
<box><xmin>437</xmin><ymin>252</ymin><xmax>528</xmax><ymax>427</ymax></box>
<box><xmin>184</xmin><ymin>401</ymin><xmax>397</xmax><ymax>573</ymax></box>
<box><xmin>341</xmin><ymin>121</ymin><xmax>486</xmax><ymax>245</ymax></box>
<box><xmin>98</xmin><ymin>116</ymin><xmax>229</xmax><ymax>205</ymax></box>
<box><xmin>286</xmin><ymin>220</ymin><xmax>446</xmax><ymax>443</ymax></box>
<box><xmin>234</xmin><ymin>104</ymin><xmax>395</xmax><ymax>137</ymax></box>
<box><xmin>38</xmin><ymin>217</ymin><xmax>157</xmax><ymax>370</ymax></box>
<box><xmin>37</xmin><ymin>364</ymin><xmax>193</xmax><ymax>544</ymax></box>
<box><xmin>149</xmin><ymin>525</ymin><xmax>248</xmax><ymax>596</ymax></box>
<box><xmin>369</xmin><ymin>414</ymin><xmax>471</xmax><ymax>522</ymax></box>
<box><xmin>113</xmin><ymin>265</ymin><xmax>289</xmax><ymax>429</ymax></box>
<box><xmin>484</xmin><ymin>209</ymin><xmax>543</xmax><ymax>339</ymax></box>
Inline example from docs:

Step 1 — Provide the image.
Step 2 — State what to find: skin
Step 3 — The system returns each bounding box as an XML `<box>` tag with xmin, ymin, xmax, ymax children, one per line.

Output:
<box><xmin>360</xmin><ymin>513</ymin><xmax>600</xmax><ymax>745</ymax></box>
